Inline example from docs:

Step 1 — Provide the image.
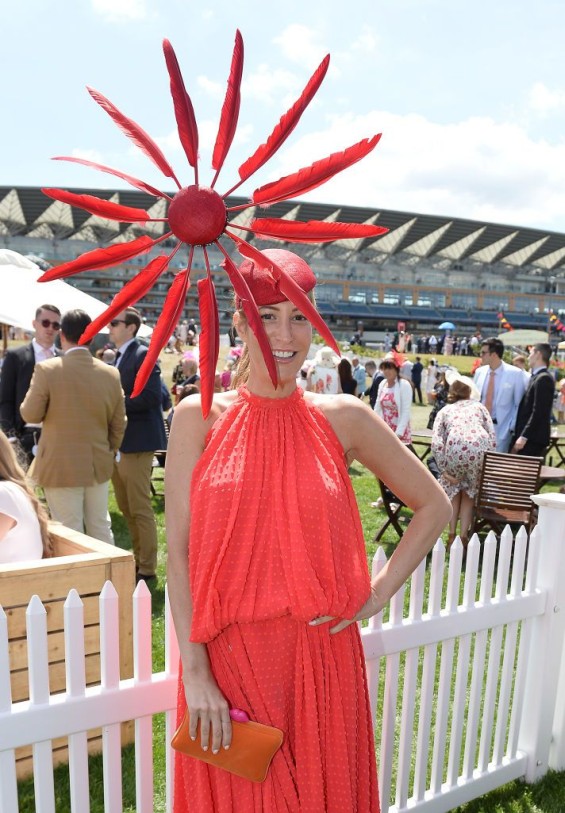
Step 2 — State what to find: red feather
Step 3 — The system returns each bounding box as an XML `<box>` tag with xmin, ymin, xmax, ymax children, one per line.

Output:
<box><xmin>252</xmin><ymin>135</ymin><xmax>381</xmax><ymax>206</ymax></box>
<box><xmin>211</xmin><ymin>30</ymin><xmax>244</xmax><ymax>185</ymax></box>
<box><xmin>78</xmin><ymin>256</ymin><xmax>171</xmax><ymax>344</ymax></box>
<box><xmin>234</xmin><ymin>55</ymin><xmax>330</xmax><ymax>190</ymax></box>
<box><xmin>162</xmin><ymin>39</ymin><xmax>199</xmax><ymax>178</ymax></box>
<box><xmin>246</xmin><ymin>218</ymin><xmax>388</xmax><ymax>243</ymax></box>
<box><xmin>38</xmin><ymin>236</ymin><xmax>154</xmax><ymax>281</ymax></box>
<box><xmin>42</xmin><ymin>188</ymin><xmax>150</xmax><ymax>223</ymax></box>
<box><xmin>391</xmin><ymin>349</ymin><xmax>406</xmax><ymax>368</ymax></box>
<box><xmin>87</xmin><ymin>86</ymin><xmax>181</xmax><ymax>187</ymax></box>
<box><xmin>203</xmin><ymin>249</ymin><xmax>220</xmax><ymax>366</ymax></box>
<box><xmin>52</xmin><ymin>156</ymin><xmax>168</xmax><ymax>199</ymax></box>
<box><xmin>131</xmin><ymin>268</ymin><xmax>190</xmax><ymax>398</ymax></box>
<box><xmin>231</xmin><ymin>235</ymin><xmax>340</xmax><ymax>355</ymax></box>
<box><xmin>197</xmin><ymin>276</ymin><xmax>220</xmax><ymax>418</ymax></box>
<box><xmin>217</xmin><ymin>244</ymin><xmax>278</xmax><ymax>388</ymax></box>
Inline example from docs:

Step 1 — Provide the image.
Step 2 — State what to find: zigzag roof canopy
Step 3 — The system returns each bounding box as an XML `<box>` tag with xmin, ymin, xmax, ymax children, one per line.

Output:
<box><xmin>1</xmin><ymin>185</ymin><xmax>564</xmax><ymax>276</ymax></box>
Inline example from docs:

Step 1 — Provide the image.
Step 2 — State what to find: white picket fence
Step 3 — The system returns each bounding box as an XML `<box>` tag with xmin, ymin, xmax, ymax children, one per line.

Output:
<box><xmin>1</xmin><ymin>493</ymin><xmax>565</xmax><ymax>813</ymax></box>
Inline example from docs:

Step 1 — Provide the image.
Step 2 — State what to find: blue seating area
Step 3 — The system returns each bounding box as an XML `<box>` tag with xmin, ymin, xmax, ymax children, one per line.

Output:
<box><xmin>316</xmin><ymin>302</ymin><xmax>551</xmax><ymax>333</ymax></box>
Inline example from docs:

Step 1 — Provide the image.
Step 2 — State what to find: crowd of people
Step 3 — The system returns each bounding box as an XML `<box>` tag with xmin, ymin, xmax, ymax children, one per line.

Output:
<box><xmin>0</xmin><ymin>302</ymin><xmax>562</xmax><ymax>572</ymax></box>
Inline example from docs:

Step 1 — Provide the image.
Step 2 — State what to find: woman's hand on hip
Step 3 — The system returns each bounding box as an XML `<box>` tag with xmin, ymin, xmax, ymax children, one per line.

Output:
<box><xmin>183</xmin><ymin>674</ymin><xmax>232</xmax><ymax>754</ymax></box>
<box><xmin>309</xmin><ymin>590</ymin><xmax>382</xmax><ymax>635</ymax></box>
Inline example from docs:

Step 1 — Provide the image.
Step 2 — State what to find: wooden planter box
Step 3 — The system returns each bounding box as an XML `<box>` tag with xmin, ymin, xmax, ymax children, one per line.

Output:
<box><xmin>0</xmin><ymin>523</ymin><xmax>135</xmax><ymax>778</ymax></box>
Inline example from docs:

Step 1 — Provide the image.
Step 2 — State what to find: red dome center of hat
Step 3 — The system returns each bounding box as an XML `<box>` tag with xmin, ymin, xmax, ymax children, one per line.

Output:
<box><xmin>167</xmin><ymin>185</ymin><xmax>228</xmax><ymax>246</ymax></box>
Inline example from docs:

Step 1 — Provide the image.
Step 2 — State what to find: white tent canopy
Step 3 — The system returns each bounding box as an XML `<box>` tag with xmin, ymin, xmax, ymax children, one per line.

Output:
<box><xmin>497</xmin><ymin>329</ymin><xmax>550</xmax><ymax>346</ymax></box>
<box><xmin>0</xmin><ymin>250</ymin><xmax>151</xmax><ymax>337</ymax></box>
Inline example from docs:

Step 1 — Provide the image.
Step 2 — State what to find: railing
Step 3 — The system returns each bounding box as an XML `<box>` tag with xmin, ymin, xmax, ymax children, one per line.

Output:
<box><xmin>1</xmin><ymin>494</ymin><xmax>564</xmax><ymax>812</ymax></box>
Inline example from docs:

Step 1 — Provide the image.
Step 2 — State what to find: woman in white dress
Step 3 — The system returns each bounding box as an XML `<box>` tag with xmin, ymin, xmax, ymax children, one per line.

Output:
<box><xmin>425</xmin><ymin>358</ymin><xmax>439</xmax><ymax>404</ymax></box>
<box><xmin>0</xmin><ymin>432</ymin><xmax>52</xmax><ymax>564</ymax></box>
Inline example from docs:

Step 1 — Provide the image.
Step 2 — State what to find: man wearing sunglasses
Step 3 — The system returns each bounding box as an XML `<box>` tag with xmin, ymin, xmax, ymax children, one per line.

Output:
<box><xmin>0</xmin><ymin>304</ymin><xmax>62</xmax><ymax>462</ymax></box>
<box><xmin>109</xmin><ymin>307</ymin><xmax>167</xmax><ymax>584</ymax></box>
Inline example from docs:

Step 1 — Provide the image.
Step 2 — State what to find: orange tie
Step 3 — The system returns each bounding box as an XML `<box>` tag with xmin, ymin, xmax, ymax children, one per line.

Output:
<box><xmin>484</xmin><ymin>369</ymin><xmax>495</xmax><ymax>415</ymax></box>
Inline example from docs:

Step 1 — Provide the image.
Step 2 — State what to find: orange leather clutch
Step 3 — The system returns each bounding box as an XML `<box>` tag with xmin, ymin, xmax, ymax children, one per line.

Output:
<box><xmin>171</xmin><ymin>709</ymin><xmax>284</xmax><ymax>783</ymax></box>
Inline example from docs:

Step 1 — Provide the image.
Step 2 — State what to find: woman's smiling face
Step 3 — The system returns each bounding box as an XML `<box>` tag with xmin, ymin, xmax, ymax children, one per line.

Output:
<box><xmin>235</xmin><ymin>300</ymin><xmax>312</xmax><ymax>395</ymax></box>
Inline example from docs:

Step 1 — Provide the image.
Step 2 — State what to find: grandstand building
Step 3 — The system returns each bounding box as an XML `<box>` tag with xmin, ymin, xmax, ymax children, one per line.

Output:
<box><xmin>1</xmin><ymin>184</ymin><xmax>564</xmax><ymax>341</ymax></box>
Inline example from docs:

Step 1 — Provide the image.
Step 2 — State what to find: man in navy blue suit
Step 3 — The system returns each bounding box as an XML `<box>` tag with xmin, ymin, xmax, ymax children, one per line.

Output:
<box><xmin>109</xmin><ymin>307</ymin><xmax>167</xmax><ymax>583</ymax></box>
<box><xmin>511</xmin><ymin>343</ymin><xmax>555</xmax><ymax>457</ymax></box>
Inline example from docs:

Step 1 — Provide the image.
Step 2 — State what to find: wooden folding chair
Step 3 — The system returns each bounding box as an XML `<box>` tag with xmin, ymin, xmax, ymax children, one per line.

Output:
<box><xmin>373</xmin><ymin>479</ymin><xmax>413</xmax><ymax>543</ymax></box>
<box><xmin>470</xmin><ymin>451</ymin><xmax>543</xmax><ymax>537</ymax></box>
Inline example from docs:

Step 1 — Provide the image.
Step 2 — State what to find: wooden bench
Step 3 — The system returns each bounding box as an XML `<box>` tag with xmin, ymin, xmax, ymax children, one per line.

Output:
<box><xmin>0</xmin><ymin>523</ymin><xmax>135</xmax><ymax>778</ymax></box>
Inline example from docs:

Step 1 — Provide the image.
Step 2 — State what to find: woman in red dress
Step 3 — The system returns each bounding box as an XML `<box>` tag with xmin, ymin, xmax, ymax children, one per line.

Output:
<box><xmin>165</xmin><ymin>250</ymin><xmax>451</xmax><ymax>812</ymax></box>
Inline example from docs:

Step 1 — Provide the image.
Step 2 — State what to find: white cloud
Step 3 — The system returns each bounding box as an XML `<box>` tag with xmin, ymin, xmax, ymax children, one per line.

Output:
<box><xmin>197</xmin><ymin>75</ymin><xmax>223</xmax><ymax>99</ymax></box>
<box><xmin>527</xmin><ymin>81</ymin><xmax>565</xmax><ymax>116</ymax></box>
<box><xmin>91</xmin><ymin>0</ymin><xmax>147</xmax><ymax>23</ymax></box>
<box><xmin>242</xmin><ymin>65</ymin><xmax>299</xmax><ymax>105</ymax></box>
<box><xmin>154</xmin><ymin>129</ymin><xmax>182</xmax><ymax>155</ymax></box>
<box><xmin>350</xmin><ymin>25</ymin><xmax>378</xmax><ymax>54</ymax></box>
<box><xmin>257</xmin><ymin>110</ymin><xmax>565</xmax><ymax>231</ymax></box>
<box><xmin>273</xmin><ymin>24</ymin><xmax>327</xmax><ymax>70</ymax></box>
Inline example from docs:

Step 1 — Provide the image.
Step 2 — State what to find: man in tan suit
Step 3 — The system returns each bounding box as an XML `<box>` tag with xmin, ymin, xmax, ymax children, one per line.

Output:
<box><xmin>21</xmin><ymin>309</ymin><xmax>126</xmax><ymax>544</ymax></box>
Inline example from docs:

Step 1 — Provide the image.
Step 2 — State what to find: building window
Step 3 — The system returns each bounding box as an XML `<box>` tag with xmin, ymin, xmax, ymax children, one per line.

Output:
<box><xmin>483</xmin><ymin>296</ymin><xmax>509</xmax><ymax>311</ymax></box>
<box><xmin>316</xmin><ymin>283</ymin><xmax>344</xmax><ymax>302</ymax></box>
<box><xmin>452</xmin><ymin>293</ymin><xmax>478</xmax><ymax>309</ymax></box>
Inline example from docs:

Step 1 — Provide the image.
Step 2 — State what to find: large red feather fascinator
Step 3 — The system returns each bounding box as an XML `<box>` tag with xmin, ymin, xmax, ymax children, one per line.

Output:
<box><xmin>40</xmin><ymin>32</ymin><xmax>388</xmax><ymax>416</ymax></box>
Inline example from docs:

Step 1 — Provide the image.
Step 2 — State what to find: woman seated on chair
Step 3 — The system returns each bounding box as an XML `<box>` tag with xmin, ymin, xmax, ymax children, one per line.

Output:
<box><xmin>431</xmin><ymin>371</ymin><xmax>496</xmax><ymax>548</ymax></box>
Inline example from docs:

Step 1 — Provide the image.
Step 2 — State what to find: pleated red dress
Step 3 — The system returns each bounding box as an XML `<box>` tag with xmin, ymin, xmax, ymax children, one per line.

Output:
<box><xmin>174</xmin><ymin>386</ymin><xmax>380</xmax><ymax>812</ymax></box>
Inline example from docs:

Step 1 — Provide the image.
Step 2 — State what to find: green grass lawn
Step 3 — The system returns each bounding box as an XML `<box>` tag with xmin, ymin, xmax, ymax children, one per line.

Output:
<box><xmin>15</xmin><ymin>397</ymin><xmax>565</xmax><ymax>812</ymax></box>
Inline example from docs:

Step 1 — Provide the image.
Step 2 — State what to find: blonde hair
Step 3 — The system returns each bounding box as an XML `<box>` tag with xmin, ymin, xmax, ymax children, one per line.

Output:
<box><xmin>0</xmin><ymin>433</ymin><xmax>53</xmax><ymax>557</ymax></box>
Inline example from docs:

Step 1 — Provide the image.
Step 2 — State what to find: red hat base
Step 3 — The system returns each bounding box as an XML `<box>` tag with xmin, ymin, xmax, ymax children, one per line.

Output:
<box><xmin>167</xmin><ymin>185</ymin><xmax>228</xmax><ymax>246</ymax></box>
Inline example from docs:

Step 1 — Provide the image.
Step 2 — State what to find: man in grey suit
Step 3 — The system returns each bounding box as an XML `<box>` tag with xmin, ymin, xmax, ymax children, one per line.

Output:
<box><xmin>474</xmin><ymin>337</ymin><xmax>526</xmax><ymax>452</ymax></box>
<box><xmin>0</xmin><ymin>304</ymin><xmax>62</xmax><ymax>462</ymax></box>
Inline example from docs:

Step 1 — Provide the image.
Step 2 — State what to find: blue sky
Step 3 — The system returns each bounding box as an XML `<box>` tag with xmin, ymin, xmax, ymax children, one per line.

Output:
<box><xmin>2</xmin><ymin>0</ymin><xmax>565</xmax><ymax>231</ymax></box>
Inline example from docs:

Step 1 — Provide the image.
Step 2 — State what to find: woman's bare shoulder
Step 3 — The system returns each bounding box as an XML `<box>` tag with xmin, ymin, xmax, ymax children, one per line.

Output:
<box><xmin>170</xmin><ymin>390</ymin><xmax>240</xmax><ymax>444</ymax></box>
<box><xmin>303</xmin><ymin>392</ymin><xmax>378</xmax><ymax>441</ymax></box>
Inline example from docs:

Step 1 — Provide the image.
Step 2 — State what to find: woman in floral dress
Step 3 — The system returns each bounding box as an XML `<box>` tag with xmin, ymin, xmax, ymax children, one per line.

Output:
<box><xmin>432</xmin><ymin>371</ymin><xmax>496</xmax><ymax>546</ymax></box>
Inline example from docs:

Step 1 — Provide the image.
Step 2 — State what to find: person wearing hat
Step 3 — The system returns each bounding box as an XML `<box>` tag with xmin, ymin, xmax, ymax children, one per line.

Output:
<box><xmin>375</xmin><ymin>351</ymin><xmax>414</xmax><ymax>445</ymax></box>
<box><xmin>165</xmin><ymin>249</ymin><xmax>451</xmax><ymax>811</ymax></box>
<box><xmin>431</xmin><ymin>369</ymin><xmax>496</xmax><ymax>547</ymax></box>
<box><xmin>306</xmin><ymin>345</ymin><xmax>342</xmax><ymax>394</ymax></box>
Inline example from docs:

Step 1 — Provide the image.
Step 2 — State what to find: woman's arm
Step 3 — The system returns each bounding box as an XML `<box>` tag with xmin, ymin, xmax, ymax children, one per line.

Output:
<box><xmin>314</xmin><ymin>398</ymin><xmax>452</xmax><ymax>633</ymax></box>
<box><xmin>0</xmin><ymin>511</ymin><xmax>16</xmax><ymax>541</ymax></box>
<box><xmin>165</xmin><ymin>398</ymin><xmax>232</xmax><ymax>754</ymax></box>
<box><xmin>481</xmin><ymin>404</ymin><xmax>497</xmax><ymax>447</ymax></box>
<box><xmin>431</xmin><ymin>409</ymin><xmax>447</xmax><ymax>469</ymax></box>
